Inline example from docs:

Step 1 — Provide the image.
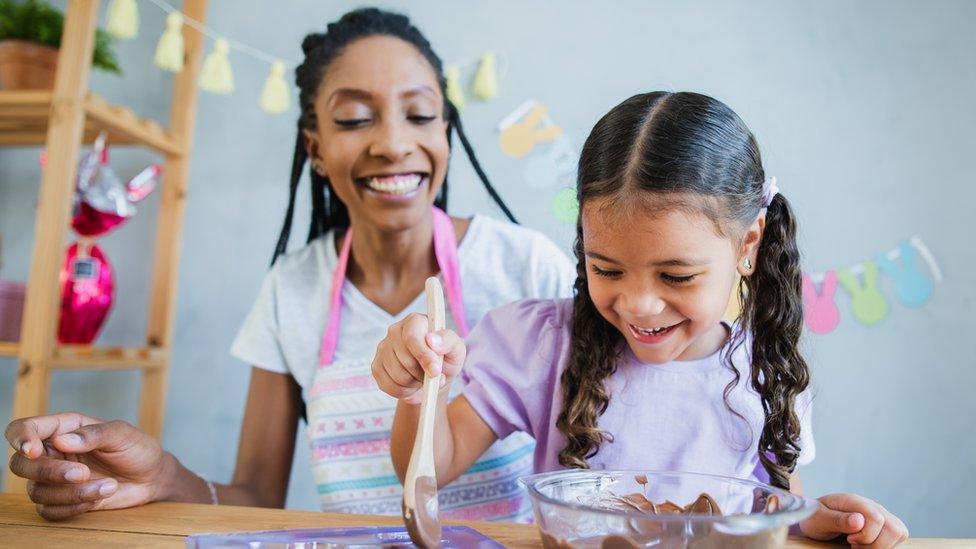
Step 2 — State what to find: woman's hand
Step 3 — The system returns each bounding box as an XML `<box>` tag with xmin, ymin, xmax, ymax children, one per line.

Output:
<box><xmin>799</xmin><ymin>492</ymin><xmax>909</xmax><ymax>548</ymax></box>
<box><xmin>5</xmin><ymin>413</ymin><xmax>176</xmax><ymax>520</ymax></box>
<box><xmin>372</xmin><ymin>313</ymin><xmax>466</xmax><ymax>404</ymax></box>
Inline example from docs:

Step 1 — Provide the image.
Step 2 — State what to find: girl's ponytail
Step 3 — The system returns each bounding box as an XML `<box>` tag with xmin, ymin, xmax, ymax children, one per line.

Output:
<box><xmin>740</xmin><ymin>192</ymin><xmax>810</xmax><ymax>490</ymax></box>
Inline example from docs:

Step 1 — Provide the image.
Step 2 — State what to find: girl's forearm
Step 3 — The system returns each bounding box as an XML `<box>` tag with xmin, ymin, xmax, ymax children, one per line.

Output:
<box><xmin>391</xmin><ymin>387</ymin><xmax>456</xmax><ymax>486</ymax></box>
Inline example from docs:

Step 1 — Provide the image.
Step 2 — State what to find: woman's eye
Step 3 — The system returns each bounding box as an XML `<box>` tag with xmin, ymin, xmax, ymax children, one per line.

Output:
<box><xmin>662</xmin><ymin>273</ymin><xmax>696</xmax><ymax>284</ymax></box>
<box><xmin>408</xmin><ymin>115</ymin><xmax>436</xmax><ymax>124</ymax></box>
<box><xmin>591</xmin><ymin>265</ymin><xmax>622</xmax><ymax>279</ymax></box>
<box><xmin>333</xmin><ymin>118</ymin><xmax>370</xmax><ymax>128</ymax></box>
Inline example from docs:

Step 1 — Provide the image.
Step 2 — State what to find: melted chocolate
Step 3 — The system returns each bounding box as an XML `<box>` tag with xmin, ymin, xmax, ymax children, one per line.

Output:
<box><xmin>402</xmin><ymin>475</ymin><xmax>441</xmax><ymax>549</ymax></box>
<box><xmin>535</xmin><ymin>475</ymin><xmax>787</xmax><ymax>548</ymax></box>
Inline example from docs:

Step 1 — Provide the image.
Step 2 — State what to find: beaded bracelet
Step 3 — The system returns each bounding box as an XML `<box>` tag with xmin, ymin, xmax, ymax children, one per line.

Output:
<box><xmin>197</xmin><ymin>473</ymin><xmax>219</xmax><ymax>505</ymax></box>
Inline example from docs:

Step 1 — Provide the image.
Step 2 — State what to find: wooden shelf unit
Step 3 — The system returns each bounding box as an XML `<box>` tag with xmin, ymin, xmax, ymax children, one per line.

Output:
<box><xmin>1</xmin><ymin>0</ymin><xmax>208</xmax><ymax>493</ymax></box>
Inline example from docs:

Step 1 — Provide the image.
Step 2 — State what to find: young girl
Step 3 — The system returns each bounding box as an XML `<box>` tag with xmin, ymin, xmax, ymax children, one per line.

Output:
<box><xmin>374</xmin><ymin>92</ymin><xmax>908</xmax><ymax>546</ymax></box>
<box><xmin>5</xmin><ymin>9</ymin><xmax>572</xmax><ymax>522</ymax></box>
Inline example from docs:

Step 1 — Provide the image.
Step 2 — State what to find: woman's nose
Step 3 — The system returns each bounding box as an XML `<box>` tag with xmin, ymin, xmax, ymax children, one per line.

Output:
<box><xmin>369</xmin><ymin>120</ymin><xmax>415</xmax><ymax>161</ymax></box>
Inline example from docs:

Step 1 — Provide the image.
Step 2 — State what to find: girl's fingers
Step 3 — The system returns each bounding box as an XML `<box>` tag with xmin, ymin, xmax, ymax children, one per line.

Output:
<box><xmin>850</xmin><ymin>510</ymin><xmax>909</xmax><ymax>548</ymax></box>
<box><xmin>801</xmin><ymin>508</ymin><xmax>863</xmax><ymax>540</ymax></box>
<box><xmin>837</xmin><ymin>498</ymin><xmax>885</xmax><ymax>545</ymax></box>
<box><xmin>400</xmin><ymin>315</ymin><xmax>441</xmax><ymax>376</ymax></box>
<box><xmin>390</xmin><ymin>339</ymin><xmax>425</xmax><ymax>383</ymax></box>
<box><xmin>382</xmin><ymin>352</ymin><xmax>423</xmax><ymax>388</ymax></box>
<box><xmin>373</xmin><ymin>358</ymin><xmax>420</xmax><ymax>401</ymax></box>
<box><xmin>425</xmin><ymin>330</ymin><xmax>466</xmax><ymax>376</ymax></box>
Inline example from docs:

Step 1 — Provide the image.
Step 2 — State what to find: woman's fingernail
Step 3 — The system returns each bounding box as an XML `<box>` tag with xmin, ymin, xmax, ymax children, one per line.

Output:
<box><xmin>98</xmin><ymin>479</ymin><xmax>117</xmax><ymax>497</ymax></box>
<box><xmin>64</xmin><ymin>468</ymin><xmax>85</xmax><ymax>482</ymax></box>
<box><xmin>427</xmin><ymin>333</ymin><xmax>442</xmax><ymax>348</ymax></box>
<box><xmin>20</xmin><ymin>441</ymin><xmax>31</xmax><ymax>456</ymax></box>
<box><xmin>59</xmin><ymin>434</ymin><xmax>82</xmax><ymax>446</ymax></box>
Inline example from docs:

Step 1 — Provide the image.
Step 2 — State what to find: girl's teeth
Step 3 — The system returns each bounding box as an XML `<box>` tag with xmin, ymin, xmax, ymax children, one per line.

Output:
<box><xmin>635</xmin><ymin>325</ymin><xmax>670</xmax><ymax>335</ymax></box>
<box><xmin>366</xmin><ymin>174</ymin><xmax>422</xmax><ymax>194</ymax></box>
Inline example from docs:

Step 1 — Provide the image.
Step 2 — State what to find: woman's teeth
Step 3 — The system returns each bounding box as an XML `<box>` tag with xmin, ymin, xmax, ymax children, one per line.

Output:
<box><xmin>364</xmin><ymin>173</ymin><xmax>423</xmax><ymax>195</ymax></box>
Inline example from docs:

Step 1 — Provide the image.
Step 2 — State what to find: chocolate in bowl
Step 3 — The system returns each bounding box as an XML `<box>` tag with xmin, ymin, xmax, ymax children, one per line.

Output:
<box><xmin>519</xmin><ymin>470</ymin><xmax>818</xmax><ymax>549</ymax></box>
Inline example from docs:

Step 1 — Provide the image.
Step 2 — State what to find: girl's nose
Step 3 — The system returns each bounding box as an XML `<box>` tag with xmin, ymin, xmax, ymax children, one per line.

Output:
<box><xmin>620</xmin><ymin>290</ymin><xmax>667</xmax><ymax>318</ymax></box>
<box><xmin>369</xmin><ymin>120</ymin><xmax>415</xmax><ymax>161</ymax></box>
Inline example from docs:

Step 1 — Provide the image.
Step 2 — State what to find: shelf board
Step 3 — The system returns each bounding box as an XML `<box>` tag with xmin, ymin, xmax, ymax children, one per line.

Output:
<box><xmin>51</xmin><ymin>345</ymin><xmax>167</xmax><ymax>370</ymax></box>
<box><xmin>0</xmin><ymin>90</ymin><xmax>182</xmax><ymax>156</ymax></box>
<box><xmin>0</xmin><ymin>343</ymin><xmax>166</xmax><ymax>370</ymax></box>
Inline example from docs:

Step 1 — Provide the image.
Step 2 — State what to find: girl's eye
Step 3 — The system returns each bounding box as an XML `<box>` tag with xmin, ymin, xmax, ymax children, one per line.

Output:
<box><xmin>662</xmin><ymin>273</ymin><xmax>697</xmax><ymax>284</ymax></box>
<box><xmin>408</xmin><ymin>115</ymin><xmax>436</xmax><ymax>124</ymax></box>
<box><xmin>591</xmin><ymin>265</ymin><xmax>622</xmax><ymax>279</ymax></box>
<box><xmin>333</xmin><ymin>118</ymin><xmax>371</xmax><ymax>128</ymax></box>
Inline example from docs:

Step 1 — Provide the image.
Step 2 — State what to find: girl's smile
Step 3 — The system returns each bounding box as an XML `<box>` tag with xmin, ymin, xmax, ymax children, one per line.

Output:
<box><xmin>627</xmin><ymin>319</ymin><xmax>687</xmax><ymax>345</ymax></box>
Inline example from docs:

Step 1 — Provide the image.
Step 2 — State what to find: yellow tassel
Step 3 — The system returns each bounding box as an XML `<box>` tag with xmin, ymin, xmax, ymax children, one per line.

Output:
<box><xmin>471</xmin><ymin>52</ymin><xmax>498</xmax><ymax>100</ymax></box>
<box><xmin>154</xmin><ymin>12</ymin><xmax>184</xmax><ymax>72</ymax></box>
<box><xmin>445</xmin><ymin>66</ymin><xmax>464</xmax><ymax>110</ymax></box>
<box><xmin>106</xmin><ymin>0</ymin><xmax>138</xmax><ymax>40</ymax></box>
<box><xmin>199</xmin><ymin>39</ymin><xmax>234</xmax><ymax>94</ymax></box>
<box><xmin>260</xmin><ymin>60</ymin><xmax>291</xmax><ymax>114</ymax></box>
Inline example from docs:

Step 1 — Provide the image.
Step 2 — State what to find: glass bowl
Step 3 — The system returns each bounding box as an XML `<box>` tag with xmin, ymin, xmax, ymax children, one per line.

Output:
<box><xmin>520</xmin><ymin>470</ymin><xmax>818</xmax><ymax>548</ymax></box>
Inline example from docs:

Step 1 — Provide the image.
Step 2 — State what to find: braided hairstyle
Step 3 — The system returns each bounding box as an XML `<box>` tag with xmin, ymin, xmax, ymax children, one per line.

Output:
<box><xmin>271</xmin><ymin>8</ymin><xmax>517</xmax><ymax>265</ymax></box>
<box><xmin>556</xmin><ymin>92</ymin><xmax>809</xmax><ymax>490</ymax></box>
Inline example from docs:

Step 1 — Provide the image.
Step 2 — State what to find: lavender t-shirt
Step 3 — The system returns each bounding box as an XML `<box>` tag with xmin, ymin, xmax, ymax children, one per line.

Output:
<box><xmin>460</xmin><ymin>299</ymin><xmax>815</xmax><ymax>482</ymax></box>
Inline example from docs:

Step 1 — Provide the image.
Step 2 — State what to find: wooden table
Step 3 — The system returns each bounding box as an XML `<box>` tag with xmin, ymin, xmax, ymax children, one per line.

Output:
<box><xmin>0</xmin><ymin>493</ymin><xmax>965</xmax><ymax>548</ymax></box>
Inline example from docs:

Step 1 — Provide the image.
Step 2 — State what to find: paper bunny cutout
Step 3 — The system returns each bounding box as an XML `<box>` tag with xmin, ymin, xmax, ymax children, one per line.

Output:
<box><xmin>802</xmin><ymin>270</ymin><xmax>841</xmax><ymax>334</ymax></box>
<box><xmin>838</xmin><ymin>261</ymin><xmax>888</xmax><ymax>325</ymax></box>
<box><xmin>500</xmin><ymin>104</ymin><xmax>563</xmax><ymax>158</ymax></box>
<box><xmin>876</xmin><ymin>241</ymin><xmax>933</xmax><ymax>308</ymax></box>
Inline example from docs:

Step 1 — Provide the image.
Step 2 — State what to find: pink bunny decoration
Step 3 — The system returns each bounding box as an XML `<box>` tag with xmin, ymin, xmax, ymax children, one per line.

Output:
<box><xmin>802</xmin><ymin>270</ymin><xmax>840</xmax><ymax>335</ymax></box>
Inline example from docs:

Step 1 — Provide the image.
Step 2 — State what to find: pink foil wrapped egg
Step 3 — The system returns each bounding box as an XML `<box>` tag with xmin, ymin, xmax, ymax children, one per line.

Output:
<box><xmin>58</xmin><ymin>242</ymin><xmax>114</xmax><ymax>344</ymax></box>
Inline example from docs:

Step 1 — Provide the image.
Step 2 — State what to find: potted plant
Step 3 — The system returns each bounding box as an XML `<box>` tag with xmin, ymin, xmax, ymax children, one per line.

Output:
<box><xmin>0</xmin><ymin>0</ymin><xmax>121</xmax><ymax>90</ymax></box>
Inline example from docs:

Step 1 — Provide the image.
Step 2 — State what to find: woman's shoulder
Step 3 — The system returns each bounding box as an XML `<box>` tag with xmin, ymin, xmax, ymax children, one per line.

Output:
<box><xmin>267</xmin><ymin>232</ymin><xmax>336</xmax><ymax>285</ymax></box>
<box><xmin>461</xmin><ymin>215</ymin><xmax>564</xmax><ymax>259</ymax></box>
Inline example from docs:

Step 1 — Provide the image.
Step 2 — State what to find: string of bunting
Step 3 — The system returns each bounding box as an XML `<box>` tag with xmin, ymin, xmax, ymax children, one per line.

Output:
<box><xmin>104</xmin><ymin>0</ymin><xmax>502</xmax><ymax>114</ymax></box>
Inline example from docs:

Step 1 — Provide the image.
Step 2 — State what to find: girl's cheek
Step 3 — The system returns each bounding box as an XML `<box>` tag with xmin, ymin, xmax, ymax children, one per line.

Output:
<box><xmin>587</xmin><ymin>282</ymin><xmax>617</xmax><ymax>317</ymax></box>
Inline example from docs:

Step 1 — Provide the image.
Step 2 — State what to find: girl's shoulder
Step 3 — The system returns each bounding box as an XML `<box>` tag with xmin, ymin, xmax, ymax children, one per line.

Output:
<box><xmin>469</xmin><ymin>298</ymin><xmax>575</xmax><ymax>369</ymax></box>
<box><xmin>482</xmin><ymin>297</ymin><xmax>573</xmax><ymax>332</ymax></box>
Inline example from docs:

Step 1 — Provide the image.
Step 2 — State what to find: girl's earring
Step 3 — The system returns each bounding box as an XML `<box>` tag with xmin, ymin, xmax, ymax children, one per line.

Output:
<box><xmin>311</xmin><ymin>160</ymin><xmax>325</xmax><ymax>176</ymax></box>
<box><xmin>742</xmin><ymin>258</ymin><xmax>753</xmax><ymax>272</ymax></box>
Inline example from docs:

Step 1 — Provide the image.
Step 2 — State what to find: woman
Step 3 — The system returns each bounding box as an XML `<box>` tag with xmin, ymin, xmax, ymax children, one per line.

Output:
<box><xmin>5</xmin><ymin>8</ymin><xmax>574</xmax><ymax>522</ymax></box>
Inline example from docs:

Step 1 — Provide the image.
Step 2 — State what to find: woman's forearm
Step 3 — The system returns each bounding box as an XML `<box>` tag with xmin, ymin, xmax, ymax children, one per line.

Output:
<box><xmin>159</xmin><ymin>451</ymin><xmax>285</xmax><ymax>508</ymax></box>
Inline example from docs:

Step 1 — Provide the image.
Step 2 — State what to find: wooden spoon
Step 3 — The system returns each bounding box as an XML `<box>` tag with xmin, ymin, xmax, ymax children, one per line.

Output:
<box><xmin>402</xmin><ymin>276</ymin><xmax>445</xmax><ymax>548</ymax></box>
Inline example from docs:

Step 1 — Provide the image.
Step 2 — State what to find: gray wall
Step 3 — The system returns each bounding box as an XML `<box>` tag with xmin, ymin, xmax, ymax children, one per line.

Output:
<box><xmin>1</xmin><ymin>0</ymin><xmax>973</xmax><ymax>538</ymax></box>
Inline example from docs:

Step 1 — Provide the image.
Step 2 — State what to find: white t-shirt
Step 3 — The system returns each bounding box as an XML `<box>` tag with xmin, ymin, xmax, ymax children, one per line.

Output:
<box><xmin>231</xmin><ymin>215</ymin><xmax>575</xmax><ymax>519</ymax></box>
<box><xmin>231</xmin><ymin>215</ymin><xmax>575</xmax><ymax>390</ymax></box>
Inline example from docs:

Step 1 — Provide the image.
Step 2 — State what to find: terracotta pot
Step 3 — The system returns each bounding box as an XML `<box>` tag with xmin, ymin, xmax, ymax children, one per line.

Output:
<box><xmin>0</xmin><ymin>39</ymin><xmax>59</xmax><ymax>90</ymax></box>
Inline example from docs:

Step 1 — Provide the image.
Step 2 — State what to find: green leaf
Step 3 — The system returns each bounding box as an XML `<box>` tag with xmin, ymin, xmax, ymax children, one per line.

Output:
<box><xmin>0</xmin><ymin>0</ymin><xmax>123</xmax><ymax>74</ymax></box>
